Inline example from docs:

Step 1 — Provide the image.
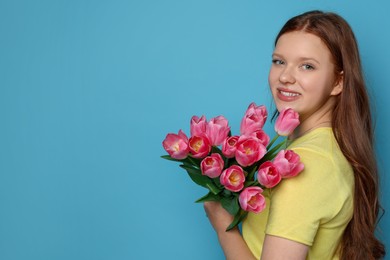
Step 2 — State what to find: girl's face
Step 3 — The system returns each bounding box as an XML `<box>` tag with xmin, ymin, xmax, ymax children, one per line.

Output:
<box><xmin>268</xmin><ymin>31</ymin><xmax>342</xmax><ymax>122</ymax></box>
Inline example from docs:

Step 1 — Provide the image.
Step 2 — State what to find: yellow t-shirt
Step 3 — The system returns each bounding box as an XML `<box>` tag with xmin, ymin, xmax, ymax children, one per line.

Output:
<box><xmin>242</xmin><ymin>127</ymin><xmax>354</xmax><ymax>259</ymax></box>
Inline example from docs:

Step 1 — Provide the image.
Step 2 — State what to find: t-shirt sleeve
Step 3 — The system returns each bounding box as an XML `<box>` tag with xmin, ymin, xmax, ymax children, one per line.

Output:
<box><xmin>265</xmin><ymin>147</ymin><xmax>340</xmax><ymax>246</ymax></box>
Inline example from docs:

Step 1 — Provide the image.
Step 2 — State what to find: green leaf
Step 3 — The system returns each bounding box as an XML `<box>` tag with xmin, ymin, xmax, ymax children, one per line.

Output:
<box><xmin>211</xmin><ymin>146</ymin><xmax>224</xmax><ymax>157</ymax></box>
<box><xmin>222</xmin><ymin>189</ymin><xmax>233</xmax><ymax>197</ymax></box>
<box><xmin>221</xmin><ymin>195</ymin><xmax>240</xmax><ymax>216</ymax></box>
<box><xmin>195</xmin><ymin>192</ymin><xmax>220</xmax><ymax>203</ymax></box>
<box><xmin>212</xmin><ymin>176</ymin><xmax>224</xmax><ymax>190</ymax></box>
<box><xmin>186</xmin><ymin>156</ymin><xmax>202</xmax><ymax>167</ymax></box>
<box><xmin>247</xmin><ymin>165</ymin><xmax>258</xmax><ymax>180</ymax></box>
<box><xmin>161</xmin><ymin>155</ymin><xmax>203</xmax><ymax>168</ymax></box>
<box><xmin>244</xmin><ymin>180</ymin><xmax>258</xmax><ymax>188</ymax></box>
<box><xmin>180</xmin><ymin>164</ymin><xmax>206</xmax><ymax>185</ymax></box>
<box><xmin>180</xmin><ymin>165</ymin><xmax>222</xmax><ymax>195</ymax></box>
<box><xmin>226</xmin><ymin>210</ymin><xmax>248</xmax><ymax>231</ymax></box>
<box><xmin>161</xmin><ymin>155</ymin><xmax>183</xmax><ymax>162</ymax></box>
<box><xmin>224</xmin><ymin>157</ymin><xmax>230</xmax><ymax>167</ymax></box>
<box><xmin>206</xmin><ymin>182</ymin><xmax>222</xmax><ymax>195</ymax></box>
<box><xmin>179</xmin><ymin>163</ymin><xmax>200</xmax><ymax>171</ymax></box>
<box><xmin>181</xmin><ymin>160</ymin><xmax>199</xmax><ymax>169</ymax></box>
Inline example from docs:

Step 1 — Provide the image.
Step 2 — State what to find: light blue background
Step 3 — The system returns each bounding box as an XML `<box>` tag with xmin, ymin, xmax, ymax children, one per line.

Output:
<box><xmin>1</xmin><ymin>1</ymin><xmax>389</xmax><ymax>259</ymax></box>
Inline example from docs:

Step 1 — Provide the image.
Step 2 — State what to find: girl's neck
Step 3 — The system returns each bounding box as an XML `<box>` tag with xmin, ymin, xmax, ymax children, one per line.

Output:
<box><xmin>290</xmin><ymin>114</ymin><xmax>332</xmax><ymax>140</ymax></box>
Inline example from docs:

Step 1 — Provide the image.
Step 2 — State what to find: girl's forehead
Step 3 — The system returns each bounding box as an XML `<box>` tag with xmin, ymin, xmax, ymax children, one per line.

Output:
<box><xmin>274</xmin><ymin>31</ymin><xmax>332</xmax><ymax>62</ymax></box>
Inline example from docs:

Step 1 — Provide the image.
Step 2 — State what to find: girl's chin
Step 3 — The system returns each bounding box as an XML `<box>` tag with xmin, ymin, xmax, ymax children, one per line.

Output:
<box><xmin>275</xmin><ymin>103</ymin><xmax>295</xmax><ymax>112</ymax></box>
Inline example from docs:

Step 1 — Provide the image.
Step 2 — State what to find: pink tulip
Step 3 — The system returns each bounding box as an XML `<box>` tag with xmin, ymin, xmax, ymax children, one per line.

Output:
<box><xmin>275</xmin><ymin>108</ymin><xmax>300</xmax><ymax>136</ymax></box>
<box><xmin>206</xmin><ymin>116</ymin><xmax>230</xmax><ymax>146</ymax></box>
<box><xmin>235</xmin><ymin>136</ymin><xmax>266</xmax><ymax>167</ymax></box>
<box><xmin>257</xmin><ymin>161</ymin><xmax>282</xmax><ymax>188</ymax></box>
<box><xmin>239</xmin><ymin>186</ymin><xmax>266</xmax><ymax>213</ymax></box>
<box><xmin>162</xmin><ymin>130</ymin><xmax>190</xmax><ymax>159</ymax></box>
<box><xmin>200</xmin><ymin>153</ymin><xmax>224</xmax><ymax>178</ymax></box>
<box><xmin>273</xmin><ymin>149</ymin><xmax>304</xmax><ymax>178</ymax></box>
<box><xmin>222</xmin><ymin>135</ymin><xmax>239</xmax><ymax>158</ymax></box>
<box><xmin>240</xmin><ymin>103</ymin><xmax>268</xmax><ymax>135</ymax></box>
<box><xmin>188</xmin><ymin>135</ymin><xmax>211</xmax><ymax>158</ymax></box>
<box><xmin>220</xmin><ymin>165</ymin><xmax>245</xmax><ymax>192</ymax></box>
<box><xmin>190</xmin><ymin>115</ymin><xmax>207</xmax><ymax>137</ymax></box>
<box><xmin>250</xmin><ymin>129</ymin><xmax>270</xmax><ymax>147</ymax></box>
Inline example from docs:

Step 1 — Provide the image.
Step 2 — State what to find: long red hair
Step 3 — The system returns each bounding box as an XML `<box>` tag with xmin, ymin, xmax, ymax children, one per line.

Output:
<box><xmin>274</xmin><ymin>10</ymin><xmax>385</xmax><ymax>259</ymax></box>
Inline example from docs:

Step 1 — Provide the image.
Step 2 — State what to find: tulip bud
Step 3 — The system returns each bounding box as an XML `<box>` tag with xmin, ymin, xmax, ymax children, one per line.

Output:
<box><xmin>250</xmin><ymin>129</ymin><xmax>270</xmax><ymax>147</ymax></box>
<box><xmin>206</xmin><ymin>116</ymin><xmax>230</xmax><ymax>146</ymax></box>
<box><xmin>188</xmin><ymin>135</ymin><xmax>211</xmax><ymax>158</ymax></box>
<box><xmin>235</xmin><ymin>135</ymin><xmax>266</xmax><ymax>167</ymax></box>
<box><xmin>273</xmin><ymin>149</ymin><xmax>304</xmax><ymax>178</ymax></box>
<box><xmin>239</xmin><ymin>187</ymin><xmax>266</xmax><ymax>213</ymax></box>
<box><xmin>222</xmin><ymin>135</ymin><xmax>239</xmax><ymax>158</ymax></box>
<box><xmin>220</xmin><ymin>165</ymin><xmax>245</xmax><ymax>192</ymax></box>
<box><xmin>200</xmin><ymin>153</ymin><xmax>224</xmax><ymax>178</ymax></box>
<box><xmin>190</xmin><ymin>115</ymin><xmax>207</xmax><ymax>137</ymax></box>
<box><xmin>257</xmin><ymin>161</ymin><xmax>282</xmax><ymax>188</ymax></box>
<box><xmin>162</xmin><ymin>130</ymin><xmax>190</xmax><ymax>159</ymax></box>
<box><xmin>240</xmin><ymin>102</ymin><xmax>268</xmax><ymax>135</ymax></box>
<box><xmin>274</xmin><ymin>108</ymin><xmax>300</xmax><ymax>136</ymax></box>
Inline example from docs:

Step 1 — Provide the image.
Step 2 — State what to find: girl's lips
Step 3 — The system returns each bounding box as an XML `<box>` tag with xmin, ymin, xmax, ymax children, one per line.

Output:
<box><xmin>276</xmin><ymin>89</ymin><xmax>301</xmax><ymax>102</ymax></box>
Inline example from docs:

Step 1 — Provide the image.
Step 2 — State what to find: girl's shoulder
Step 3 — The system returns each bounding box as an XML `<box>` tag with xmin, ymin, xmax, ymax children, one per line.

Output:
<box><xmin>288</xmin><ymin>127</ymin><xmax>345</xmax><ymax>168</ymax></box>
<box><xmin>282</xmin><ymin>127</ymin><xmax>354</xmax><ymax>203</ymax></box>
<box><xmin>288</xmin><ymin>127</ymin><xmax>334</xmax><ymax>151</ymax></box>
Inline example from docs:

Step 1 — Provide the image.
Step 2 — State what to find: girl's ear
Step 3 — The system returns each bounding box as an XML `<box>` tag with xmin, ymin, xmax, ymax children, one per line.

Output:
<box><xmin>331</xmin><ymin>71</ymin><xmax>344</xmax><ymax>96</ymax></box>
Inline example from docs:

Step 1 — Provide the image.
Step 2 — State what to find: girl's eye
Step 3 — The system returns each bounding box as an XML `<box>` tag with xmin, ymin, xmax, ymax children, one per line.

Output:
<box><xmin>272</xmin><ymin>59</ymin><xmax>284</xmax><ymax>65</ymax></box>
<box><xmin>302</xmin><ymin>64</ymin><xmax>315</xmax><ymax>70</ymax></box>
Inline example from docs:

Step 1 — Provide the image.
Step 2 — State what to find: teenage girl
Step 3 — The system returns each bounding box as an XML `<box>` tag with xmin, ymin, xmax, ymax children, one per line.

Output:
<box><xmin>204</xmin><ymin>10</ymin><xmax>385</xmax><ymax>260</ymax></box>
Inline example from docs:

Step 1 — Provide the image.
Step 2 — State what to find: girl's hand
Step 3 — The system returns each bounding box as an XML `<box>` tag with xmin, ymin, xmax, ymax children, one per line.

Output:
<box><xmin>203</xmin><ymin>201</ymin><xmax>235</xmax><ymax>234</ymax></box>
<box><xmin>204</xmin><ymin>201</ymin><xmax>257</xmax><ymax>260</ymax></box>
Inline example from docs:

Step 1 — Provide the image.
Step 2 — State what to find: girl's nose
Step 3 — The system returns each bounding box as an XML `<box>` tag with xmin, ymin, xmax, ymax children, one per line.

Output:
<box><xmin>279</xmin><ymin>67</ymin><xmax>296</xmax><ymax>84</ymax></box>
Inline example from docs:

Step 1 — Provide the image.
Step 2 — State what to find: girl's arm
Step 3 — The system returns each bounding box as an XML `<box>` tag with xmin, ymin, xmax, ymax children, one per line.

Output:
<box><xmin>204</xmin><ymin>201</ymin><xmax>309</xmax><ymax>260</ymax></box>
<box><xmin>204</xmin><ymin>201</ymin><xmax>256</xmax><ymax>260</ymax></box>
<box><xmin>261</xmin><ymin>235</ymin><xmax>308</xmax><ymax>260</ymax></box>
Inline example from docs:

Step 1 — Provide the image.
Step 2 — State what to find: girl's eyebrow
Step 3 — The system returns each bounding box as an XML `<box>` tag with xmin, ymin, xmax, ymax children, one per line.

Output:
<box><xmin>272</xmin><ymin>53</ymin><xmax>321</xmax><ymax>65</ymax></box>
<box><xmin>298</xmin><ymin>57</ymin><xmax>321</xmax><ymax>65</ymax></box>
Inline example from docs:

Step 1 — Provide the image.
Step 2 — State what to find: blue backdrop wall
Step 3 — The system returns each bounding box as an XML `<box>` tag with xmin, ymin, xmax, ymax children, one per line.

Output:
<box><xmin>1</xmin><ymin>1</ymin><xmax>389</xmax><ymax>259</ymax></box>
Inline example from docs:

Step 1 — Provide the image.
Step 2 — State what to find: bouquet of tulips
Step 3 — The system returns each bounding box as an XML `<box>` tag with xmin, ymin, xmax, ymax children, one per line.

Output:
<box><xmin>161</xmin><ymin>103</ymin><xmax>304</xmax><ymax>230</ymax></box>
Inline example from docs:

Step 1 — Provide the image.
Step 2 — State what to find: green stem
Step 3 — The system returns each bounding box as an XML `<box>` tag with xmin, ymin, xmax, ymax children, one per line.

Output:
<box><xmin>264</xmin><ymin>139</ymin><xmax>287</xmax><ymax>161</ymax></box>
<box><xmin>268</xmin><ymin>139</ymin><xmax>286</xmax><ymax>154</ymax></box>
<box><xmin>267</xmin><ymin>134</ymin><xmax>280</xmax><ymax>150</ymax></box>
